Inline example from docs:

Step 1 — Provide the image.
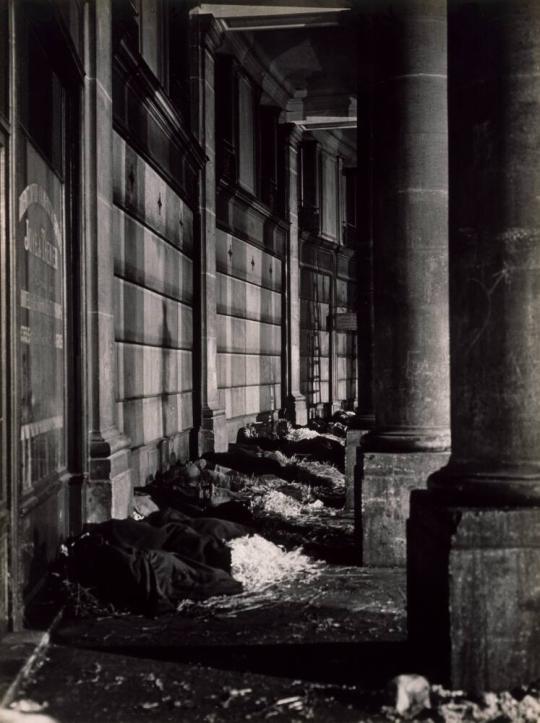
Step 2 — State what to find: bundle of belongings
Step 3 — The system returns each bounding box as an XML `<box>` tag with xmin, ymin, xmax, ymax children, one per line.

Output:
<box><xmin>65</xmin><ymin>508</ymin><xmax>249</xmax><ymax>616</ymax></box>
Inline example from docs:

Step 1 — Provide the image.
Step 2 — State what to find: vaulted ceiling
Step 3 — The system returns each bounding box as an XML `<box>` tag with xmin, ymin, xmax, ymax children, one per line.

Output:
<box><xmin>193</xmin><ymin>1</ymin><xmax>358</xmax><ymax>148</ymax></box>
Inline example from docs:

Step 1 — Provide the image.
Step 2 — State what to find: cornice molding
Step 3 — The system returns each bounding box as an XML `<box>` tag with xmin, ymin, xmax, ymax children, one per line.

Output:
<box><xmin>310</xmin><ymin>128</ymin><xmax>356</xmax><ymax>164</ymax></box>
<box><xmin>114</xmin><ymin>39</ymin><xmax>206</xmax><ymax>168</ymax></box>
<box><xmin>191</xmin><ymin>13</ymin><xmax>224</xmax><ymax>53</ymax></box>
<box><xmin>223</xmin><ymin>11</ymin><xmax>346</xmax><ymax>32</ymax></box>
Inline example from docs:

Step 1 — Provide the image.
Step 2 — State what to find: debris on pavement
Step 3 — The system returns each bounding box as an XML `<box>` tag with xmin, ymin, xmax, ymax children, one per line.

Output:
<box><xmin>7</xmin><ymin>702</ymin><xmax>47</xmax><ymax>714</ymax></box>
<box><xmin>220</xmin><ymin>687</ymin><xmax>253</xmax><ymax>709</ymax></box>
<box><xmin>286</xmin><ymin>427</ymin><xmax>320</xmax><ymax>441</ymax></box>
<box><xmin>0</xmin><ymin>711</ymin><xmax>57</xmax><ymax>723</ymax></box>
<box><xmin>256</xmin><ymin>489</ymin><xmax>324</xmax><ymax>519</ymax></box>
<box><xmin>430</xmin><ymin>685</ymin><xmax>540</xmax><ymax>723</ymax></box>
<box><xmin>0</xmin><ymin>701</ymin><xmax>57</xmax><ymax>723</ymax></box>
<box><xmin>385</xmin><ymin>674</ymin><xmax>431</xmax><ymax>719</ymax></box>
<box><xmin>174</xmin><ymin>532</ymin><xmax>323</xmax><ymax>617</ymax></box>
<box><xmin>382</xmin><ymin>681</ymin><xmax>540</xmax><ymax>723</ymax></box>
<box><xmin>229</xmin><ymin>534</ymin><xmax>322</xmax><ymax>592</ymax></box>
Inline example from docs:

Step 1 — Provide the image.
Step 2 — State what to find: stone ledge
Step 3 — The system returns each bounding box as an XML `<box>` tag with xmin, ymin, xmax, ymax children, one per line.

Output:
<box><xmin>0</xmin><ymin>609</ymin><xmax>63</xmax><ymax>707</ymax></box>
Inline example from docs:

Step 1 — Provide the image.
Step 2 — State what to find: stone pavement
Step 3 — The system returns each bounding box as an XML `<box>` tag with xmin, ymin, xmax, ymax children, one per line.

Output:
<box><xmin>2</xmin><ymin>567</ymin><xmax>412</xmax><ymax>722</ymax></box>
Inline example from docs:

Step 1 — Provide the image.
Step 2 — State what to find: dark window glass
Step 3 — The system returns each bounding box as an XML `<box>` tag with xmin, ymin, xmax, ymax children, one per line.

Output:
<box><xmin>19</xmin><ymin>21</ymin><xmax>64</xmax><ymax>176</ymax></box>
<box><xmin>0</xmin><ymin>1</ymin><xmax>7</xmax><ymax>119</ymax></box>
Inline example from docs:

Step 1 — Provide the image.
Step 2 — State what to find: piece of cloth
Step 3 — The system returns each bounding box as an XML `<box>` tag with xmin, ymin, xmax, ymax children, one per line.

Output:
<box><xmin>66</xmin><ymin>511</ymin><xmax>248</xmax><ymax>615</ymax></box>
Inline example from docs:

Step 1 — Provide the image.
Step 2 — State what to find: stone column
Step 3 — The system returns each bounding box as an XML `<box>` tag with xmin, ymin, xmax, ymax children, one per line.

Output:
<box><xmin>83</xmin><ymin>0</ymin><xmax>132</xmax><ymax>522</ymax></box>
<box><xmin>409</xmin><ymin>0</ymin><xmax>540</xmax><ymax>692</ymax></box>
<box><xmin>359</xmin><ymin>0</ymin><xmax>450</xmax><ymax>565</ymax></box>
<box><xmin>190</xmin><ymin>13</ymin><xmax>227</xmax><ymax>455</ymax></box>
<box><xmin>354</xmin><ymin>222</ymin><xmax>374</xmax><ymax>430</ymax></box>
<box><xmin>345</xmin><ymin>32</ymin><xmax>376</xmax><ymax>518</ymax></box>
<box><xmin>282</xmin><ymin>124</ymin><xmax>308</xmax><ymax>427</ymax></box>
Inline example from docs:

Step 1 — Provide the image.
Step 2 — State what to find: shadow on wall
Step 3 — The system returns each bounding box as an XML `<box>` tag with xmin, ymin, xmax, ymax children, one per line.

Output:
<box><xmin>258</xmin><ymin>248</ymin><xmax>280</xmax><ymax>420</ymax></box>
<box><xmin>160</xmin><ymin>299</ymin><xmax>174</xmax><ymax>470</ymax></box>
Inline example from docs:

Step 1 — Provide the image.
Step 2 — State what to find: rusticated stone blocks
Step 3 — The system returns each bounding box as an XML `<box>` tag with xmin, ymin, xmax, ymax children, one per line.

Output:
<box><xmin>408</xmin><ymin>490</ymin><xmax>540</xmax><ymax>692</ymax></box>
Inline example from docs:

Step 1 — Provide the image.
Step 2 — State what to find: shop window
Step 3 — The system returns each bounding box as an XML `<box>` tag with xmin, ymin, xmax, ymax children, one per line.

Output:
<box><xmin>215</xmin><ymin>55</ymin><xmax>238</xmax><ymax>184</ymax></box>
<box><xmin>18</xmin><ymin>25</ymin><xmax>64</xmax><ymax>177</ymax></box>
<box><xmin>237</xmin><ymin>73</ymin><xmax>256</xmax><ymax>195</ymax></box>
<box><xmin>259</xmin><ymin>105</ymin><xmax>281</xmax><ymax>214</ymax></box>
<box><xmin>299</xmin><ymin>139</ymin><xmax>321</xmax><ymax>234</ymax></box>
<box><xmin>167</xmin><ymin>0</ymin><xmax>191</xmax><ymax>120</ymax></box>
<box><xmin>343</xmin><ymin>167</ymin><xmax>358</xmax><ymax>246</ymax></box>
<box><xmin>0</xmin><ymin>2</ymin><xmax>8</xmax><ymax>121</ymax></box>
<box><xmin>321</xmin><ymin>150</ymin><xmax>338</xmax><ymax>240</ymax></box>
<box><xmin>137</xmin><ymin>0</ymin><xmax>166</xmax><ymax>81</ymax></box>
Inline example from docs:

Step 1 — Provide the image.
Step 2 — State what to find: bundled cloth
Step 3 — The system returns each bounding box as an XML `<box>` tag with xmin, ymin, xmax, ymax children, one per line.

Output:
<box><xmin>65</xmin><ymin>509</ymin><xmax>248</xmax><ymax>615</ymax></box>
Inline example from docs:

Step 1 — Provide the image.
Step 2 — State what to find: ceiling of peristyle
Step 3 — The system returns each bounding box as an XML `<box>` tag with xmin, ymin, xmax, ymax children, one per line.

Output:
<box><xmin>192</xmin><ymin>1</ymin><xmax>358</xmax><ymax>156</ymax></box>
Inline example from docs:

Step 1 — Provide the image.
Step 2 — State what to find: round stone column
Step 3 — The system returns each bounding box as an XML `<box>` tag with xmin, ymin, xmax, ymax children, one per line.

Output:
<box><xmin>430</xmin><ymin>1</ymin><xmax>540</xmax><ymax>504</ymax></box>
<box><xmin>355</xmin><ymin>40</ymin><xmax>375</xmax><ymax>431</ymax></box>
<box><xmin>409</xmin><ymin>4</ymin><xmax>540</xmax><ymax>692</ymax></box>
<box><xmin>358</xmin><ymin>0</ymin><xmax>450</xmax><ymax>566</ymax></box>
<box><xmin>366</xmin><ymin>0</ymin><xmax>450</xmax><ymax>454</ymax></box>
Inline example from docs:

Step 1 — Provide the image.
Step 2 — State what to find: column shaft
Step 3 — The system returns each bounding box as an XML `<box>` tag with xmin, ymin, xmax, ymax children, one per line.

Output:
<box><xmin>283</xmin><ymin>125</ymin><xmax>308</xmax><ymax>427</ymax></box>
<box><xmin>84</xmin><ymin>0</ymin><xmax>132</xmax><ymax>521</ymax></box>
<box><xmin>190</xmin><ymin>14</ymin><xmax>227</xmax><ymax>454</ymax></box>
<box><xmin>344</xmin><ymin>41</ymin><xmax>376</xmax><ymax>517</ymax></box>
<box><xmin>358</xmin><ymin>0</ymin><xmax>450</xmax><ymax>565</ymax></box>
<box><xmin>431</xmin><ymin>0</ymin><xmax>540</xmax><ymax>503</ymax></box>
<box><xmin>355</xmin><ymin>126</ymin><xmax>375</xmax><ymax>429</ymax></box>
<box><xmin>409</xmin><ymin>2</ymin><xmax>540</xmax><ymax>692</ymax></box>
<box><xmin>369</xmin><ymin>0</ymin><xmax>450</xmax><ymax>453</ymax></box>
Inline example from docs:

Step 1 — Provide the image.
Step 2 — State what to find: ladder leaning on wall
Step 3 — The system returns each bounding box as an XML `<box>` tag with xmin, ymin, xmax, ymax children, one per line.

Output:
<box><xmin>307</xmin><ymin>269</ymin><xmax>322</xmax><ymax>419</ymax></box>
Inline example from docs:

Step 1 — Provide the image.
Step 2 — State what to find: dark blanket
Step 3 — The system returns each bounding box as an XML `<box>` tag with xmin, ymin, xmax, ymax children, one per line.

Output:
<box><xmin>205</xmin><ymin>438</ymin><xmax>344</xmax><ymax>476</ymax></box>
<box><xmin>67</xmin><ymin>512</ymin><xmax>248</xmax><ymax>615</ymax></box>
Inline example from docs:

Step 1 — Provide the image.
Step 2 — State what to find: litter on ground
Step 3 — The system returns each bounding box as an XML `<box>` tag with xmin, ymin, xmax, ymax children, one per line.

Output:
<box><xmin>229</xmin><ymin>534</ymin><xmax>322</xmax><ymax>592</ymax></box>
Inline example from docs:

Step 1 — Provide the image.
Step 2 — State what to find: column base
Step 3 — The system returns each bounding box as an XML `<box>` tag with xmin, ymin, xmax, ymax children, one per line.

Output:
<box><xmin>329</xmin><ymin>401</ymin><xmax>343</xmax><ymax>415</ymax></box>
<box><xmin>429</xmin><ymin>462</ymin><xmax>540</xmax><ymax>505</ymax></box>
<box><xmin>359</xmin><ymin>450</ymin><xmax>449</xmax><ymax>566</ymax></box>
<box><xmin>286</xmin><ymin>394</ymin><xmax>308</xmax><ymax>427</ymax></box>
<box><xmin>84</xmin><ymin>475</ymin><xmax>132</xmax><ymax>523</ymax></box>
<box><xmin>86</xmin><ymin>430</ymin><xmax>132</xmax><ymax>522</ymax></box>
<box><xmin>362</xmin><ymin>427</ymin><xmax>451</xmax><ymax>453</ymax></box>
<box><xmin>194</xmin><ymin>407</ymin><xmax>228</xmax><ymax>456</ymax></box>
<box><xmin>408</xmin><ymin>490</ymin><xmax>540</xmax><ymax>692</ymax></box>
<box><xmin>351</xmin><ymin>412</ymin><xmax>376</xmax><ymax>429</ymax></box>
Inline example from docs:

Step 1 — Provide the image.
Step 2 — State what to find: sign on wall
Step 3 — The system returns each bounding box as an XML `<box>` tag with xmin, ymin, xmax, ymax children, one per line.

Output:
<box><xmin>18</xmin><ymin>143</ymin><xmax>66</xmax><ymax>489</ymax></box>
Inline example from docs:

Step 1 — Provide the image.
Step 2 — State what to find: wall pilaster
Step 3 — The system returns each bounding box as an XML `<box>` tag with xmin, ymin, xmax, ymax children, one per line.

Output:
<box><xmin>190</xmin><ymin>14</ymin><xmax>228</xmax><ymax>454</ymax></box>
<box><xmin>84</xmin><ymin>0</ymin><xmax>132</xmax><ymax>521</ymax></box>
<box><xmin>282</xmin><ymin>124</ymin><xmax>307</xmax><ymax>427</ymax></box>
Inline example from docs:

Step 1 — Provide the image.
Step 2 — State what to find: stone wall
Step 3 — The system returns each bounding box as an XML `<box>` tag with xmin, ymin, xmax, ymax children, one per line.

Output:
<box><xmin>112</xmin><ymin>134</ymin><xmax>195</xmax><ymax>485</ymax></box>
<box><xmin>215</xmin><ymin>225</ymin><xmax>283</xmax><ymax>442</ymax></box>
<box><xmin>213</xmin><ymin>56</ymin><xmax>288</xmax><ymax>442</ymax></box>
<box><xmin>111</xmin><ymin>26</ymin><xmax>202</xmax><ymax>486</ymax></box>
